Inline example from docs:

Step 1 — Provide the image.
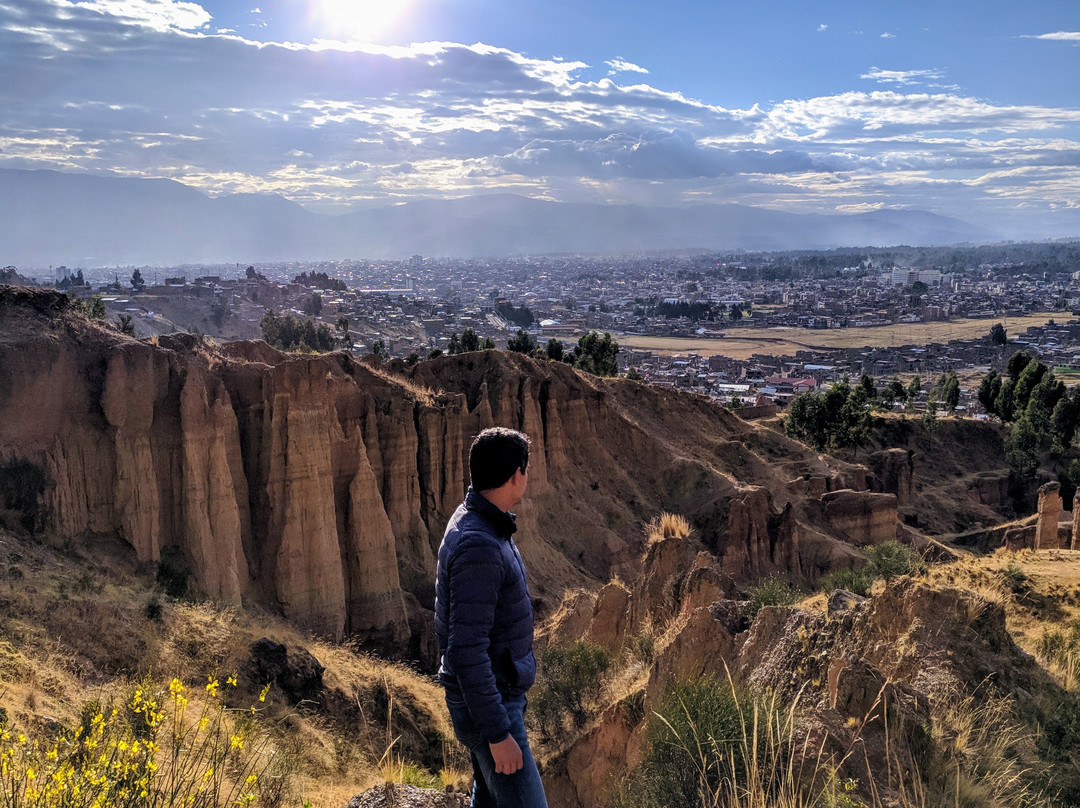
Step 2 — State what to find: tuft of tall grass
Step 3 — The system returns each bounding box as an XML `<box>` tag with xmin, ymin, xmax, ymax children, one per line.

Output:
<box><xmin>609</xmin><ymin>673</ymin><xmax>1060</xmax><ymax>808</ymax></box>
<box><xmin>645</xmin><ymin>513</ymin><xmax>692</xmax><ymax>545</ymax></box>
<box><xmin>611</xmin><ymin>674</ymin><xmax>840</xmax><ymax>808</ymax></box>
<box><xmin>1036</xmin><ymin>620</ymin><xmax>1080</xmax><ymax>691</ymax></box>
<box><xmin>0</xmin><ymin>675</ymin><xmax>284</xmax><ymax>808</ymax></box>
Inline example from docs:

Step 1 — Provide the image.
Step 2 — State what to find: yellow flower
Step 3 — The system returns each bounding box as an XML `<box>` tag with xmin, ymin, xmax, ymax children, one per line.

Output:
<box><xmin>227</xmin><ymin>674</ymin><xmax>238</xmax><ymax>688</ymax></box>
<box><xmin>258</xmin><ymin>684</ymin><xmax>270</xmax><ymax>703</ymax></box>
<box><xmin>206</xmin><ymin>677</ymin><xmax>219</xmax><ymax>697</ymax></box>
<box><xmin>230</xmin><ymin>733</ymin><xmax>244</xmax><ymax>751</ymax></box>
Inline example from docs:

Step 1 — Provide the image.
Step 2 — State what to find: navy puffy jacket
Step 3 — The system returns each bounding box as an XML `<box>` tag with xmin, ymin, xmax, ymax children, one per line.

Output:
<box><xmin>435</xmin><ymin>489</ymin><xmax>537</xmax><ymax>743</ymax></box>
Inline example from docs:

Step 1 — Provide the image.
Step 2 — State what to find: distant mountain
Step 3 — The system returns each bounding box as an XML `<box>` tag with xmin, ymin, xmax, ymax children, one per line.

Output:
<box><xmin>0</xmin><ymin>168</ymin><xmax>992</xmax><ymax>267</ymax></box>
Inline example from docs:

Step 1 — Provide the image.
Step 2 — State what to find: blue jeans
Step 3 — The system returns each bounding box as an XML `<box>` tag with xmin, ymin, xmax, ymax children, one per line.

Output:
<box><xmin>445</xmin><ymin>692</ymin><xmax>548</xmax><ymax>808</ymax></box>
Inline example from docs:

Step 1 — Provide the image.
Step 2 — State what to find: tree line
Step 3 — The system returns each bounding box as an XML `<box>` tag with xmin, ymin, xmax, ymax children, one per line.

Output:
<box><xmin>784</xmin><ymin>370</ymin><xmax>962</xmax><ymax>455</ymax></box>
<box><xmin>978</xmin><ymin>352</ymin><xmax>1080</xmax><ymax>479</ymax></box>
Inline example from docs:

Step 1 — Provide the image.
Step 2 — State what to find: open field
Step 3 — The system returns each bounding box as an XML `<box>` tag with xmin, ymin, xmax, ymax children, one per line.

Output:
<box><xmin>618</xmin><ymin>311</ymin><xmax>1068</xmax><ymax>360</ymax></box>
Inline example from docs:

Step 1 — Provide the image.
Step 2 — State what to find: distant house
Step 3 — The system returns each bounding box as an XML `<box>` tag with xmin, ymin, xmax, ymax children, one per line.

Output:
<box><xmin>764</xmin><ymin>376</ymin><xmax>817</xmax><ymax>395</ymax></box>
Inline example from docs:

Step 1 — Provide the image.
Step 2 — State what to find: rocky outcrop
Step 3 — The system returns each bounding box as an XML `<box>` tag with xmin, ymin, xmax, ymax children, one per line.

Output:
<box><xmin>1073</xmin><ymin>489</ymin><xmax>1080</xmax><ymax>551</ymax></box>
<box><xmin>0</xmin><ymin>287</ymin><xmax>907</xmax><ymax>654</ymax></box>
<box><xmin>547</xmin><ymin>573</ymin><xmax>1058</xmax><ymax>808</ymax></box>
<box><xmin>1036</xmin><ymin>482</ymin><xmax>1063</xmax><ymax>550</ymax></box>
<box><xmin>868</xmin><ymin>448</ymin><xmax>914</xmax><ymax>505</ymax></box>
<box><xmin>816</xmin><ymin>489</ymin><xmax>898</xmax><ymax>547</ymax></box>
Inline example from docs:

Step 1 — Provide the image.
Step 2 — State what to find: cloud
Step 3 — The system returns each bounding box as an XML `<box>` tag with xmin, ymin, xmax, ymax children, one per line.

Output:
<box><xmin>1021</xmin><ymin>31</ymin><xmax>1080</xmax><ymax>43</ymax></box>
<box><xmin>73</xmin><ymin>0</ymin><xmax>212</xmax><ymax>31</ymax></box>
<box><xmin>861</xmin><ymin>67</ymin><xmax>944</xmax><ymax>86</ymax></box>
<box><xmin>817</xmin><ymin>24</ymin><xmax>827</xmax><ymax>32</ymax></box>
<box><xmin>1</xmin><ymin>0</ymin><xmax>1078</xmax><ymax>230</ymax></box>
<box><xmin>880</xmin><ymin>32</ymin><xmax>896</xmax><ymax>39</ymax></box>
<box><xmin>605</xmin><ymin>58</ymin><xmax>648</xmax><ymax>75</ymax></box>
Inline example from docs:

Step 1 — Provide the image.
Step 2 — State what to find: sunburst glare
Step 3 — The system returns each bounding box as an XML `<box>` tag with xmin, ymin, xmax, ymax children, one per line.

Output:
<box><xmin>307</xmin><ymin>0</ymin><xmax>412</xmax><ymax>42</ymax></box>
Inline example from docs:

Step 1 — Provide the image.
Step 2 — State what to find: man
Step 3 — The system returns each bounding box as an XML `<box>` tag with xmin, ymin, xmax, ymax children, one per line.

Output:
<box><xmin>434</xmin><ymin>427</ymin><xmax>548</xmax><ymax>808</ymax></box>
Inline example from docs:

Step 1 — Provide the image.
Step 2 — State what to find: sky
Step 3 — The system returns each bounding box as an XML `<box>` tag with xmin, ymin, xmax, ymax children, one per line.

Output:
<box><xmin>2</xmin><ymin>0</ymin><xmax>1080</xmax><ymax>238</ymax></box>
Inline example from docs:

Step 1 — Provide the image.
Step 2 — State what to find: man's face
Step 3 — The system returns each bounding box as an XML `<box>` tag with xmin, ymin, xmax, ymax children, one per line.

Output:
<box><xmin>509</xmin><ymin>465</ymin><xmax>528</xmax><ymax>508</ymax></box>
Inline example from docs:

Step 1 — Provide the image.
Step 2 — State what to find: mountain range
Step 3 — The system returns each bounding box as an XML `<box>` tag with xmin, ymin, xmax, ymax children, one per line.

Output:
<box><xmin>0</xmin><ymin>168</ymin><xmax>991</xmax><ymax>267</ymax></box>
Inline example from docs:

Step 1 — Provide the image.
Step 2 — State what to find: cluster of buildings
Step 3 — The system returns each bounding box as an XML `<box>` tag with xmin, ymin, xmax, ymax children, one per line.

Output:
<box><xmin>26</xmin><ymin>246</ymin><xmax>1080</xmax><ymax>415</ymax></box>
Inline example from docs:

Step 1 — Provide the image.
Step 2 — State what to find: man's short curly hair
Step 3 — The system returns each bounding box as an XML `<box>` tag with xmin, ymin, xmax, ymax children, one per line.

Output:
<box><xmin>469</xmin><ymin>427</ymin><xmax>530</xmax><ymax>491</ymax></box>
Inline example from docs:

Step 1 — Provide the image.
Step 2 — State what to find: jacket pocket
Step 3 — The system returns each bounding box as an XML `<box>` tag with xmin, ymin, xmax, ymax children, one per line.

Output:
<box><xmin>505</xmin><ymin>648</ymin><xmax>536</xmax><ymax>689</ymax></box>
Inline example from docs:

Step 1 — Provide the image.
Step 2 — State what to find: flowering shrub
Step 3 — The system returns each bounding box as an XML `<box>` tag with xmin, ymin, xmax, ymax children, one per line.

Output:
<box><xmin>0</xmin><ymin>675</ymin><xmax>279</xmax><ymax>808</ymax></box>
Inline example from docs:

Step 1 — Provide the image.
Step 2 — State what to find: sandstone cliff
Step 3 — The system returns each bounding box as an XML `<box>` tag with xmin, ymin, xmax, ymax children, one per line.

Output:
<box><xmin>1</xmin><ymin>287</ymin><xmax>906</xmax><ymax>656</ymax></box>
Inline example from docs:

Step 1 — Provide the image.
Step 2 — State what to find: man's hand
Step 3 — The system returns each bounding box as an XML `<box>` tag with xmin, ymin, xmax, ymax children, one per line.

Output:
<box><xmin>489</xmin><ymin>734</ymin><xmax>523</xmax><ymax>775</ymax></box>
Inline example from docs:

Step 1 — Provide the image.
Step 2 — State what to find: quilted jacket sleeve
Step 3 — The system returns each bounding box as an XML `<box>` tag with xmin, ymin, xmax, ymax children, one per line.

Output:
<box><xmin>444</xmin><ymin>531</ymin><xmax>510</xmax><ymax>743</ymax></box>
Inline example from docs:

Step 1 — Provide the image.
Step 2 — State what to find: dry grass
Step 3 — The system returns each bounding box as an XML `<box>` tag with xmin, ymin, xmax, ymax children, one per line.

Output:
<box><xmin>645</xmin><ymin>512</ymin><xmax>693</xmax><ymax>544</ymax></box>
<box><xmin>0</xmin><ymin>528</ymin><xmax>459</xmax><ymax>808</ymax></box>
<box><xmin>923</xmin><ymin>547</ymin><xmax>1080</xmax><ymax>669</ymax></box>
<box><xmin>365</xmin><ymin>363</ymin><xmax>444</xmax><ymax>406</ymax></box>
<box><xmin>618</xmin><ymin>312</ymin><xmax>1065</xmax><ymax>360</ymax></box>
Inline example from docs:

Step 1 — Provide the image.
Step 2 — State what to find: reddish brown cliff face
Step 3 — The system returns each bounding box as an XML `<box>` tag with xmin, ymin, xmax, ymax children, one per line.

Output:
<box><xmin>0</xmin><ymin>287</ymin><xmax>900</xmax><ymax>657</ymax></box>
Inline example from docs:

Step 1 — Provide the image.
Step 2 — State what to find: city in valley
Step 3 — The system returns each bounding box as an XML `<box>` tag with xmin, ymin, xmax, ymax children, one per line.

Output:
<box><xmin>7</xmin><ymin>239</ymin><xmax>1079</xmax><ymax>416</ymax></box>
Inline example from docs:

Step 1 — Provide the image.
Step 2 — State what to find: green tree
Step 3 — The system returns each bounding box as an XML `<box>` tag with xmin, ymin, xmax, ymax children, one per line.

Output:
<box><xmin>545</xmin><ymin>338</ymin><xmax>564</xmax><ymax>361</ymax></box>
<box><xmin>508</xmin><ymin>330</ymin><xmax>536</xmax><ymax>353</ymax></box>
<box><xmin>841</xmin><ymin>385</ymin><xmax>873</xmax><ymax>455</ymax></box>
<box><xmin>626</xmin><ymin>366</ymin><xmax>643</xmax><ymax>382</ymax></box>
<box><xmin>447</xmin><ymin>333</ymin><xmax>461</xmax><ymax>354</ymax></box>
<box><xmin>990</xmin><ymin>323</ymin><xmax>1007</xmax><ymax>345</ymax></box>
<box><xmin>73</xmin><ymin>293</ymin><xmax>106</xmax><ymax>321</ymax></box>
<box><xmin>1050</xmin><ymin>395</ymin><xmax>1079</xmax><ymax>456</ymax></box>
<box><xmin>784</xmin><ymin>392</ymin><xmax>828</xmax><ymax>451</ymax></box>
<box><xmin>427</xmin><ymin>348</ymin><xmax>443</xmax><ymax>359</ymax></box>
<box><xmin>728</xmin><ymin>303</ymin><xmax>743</xmax><ymax>322</ymax></box>
<box><xmin>858</xmin><ymin>374</ymin><xmax>877</xmax><ymax>400</ymax></box>
<box><xmin>259</xmin><ymin>310</ymin><xmax>335</xmax><ymax>352</ymax></box>
<box><xmin>995</xmin><ymin>377</ymin><xmax>1018</xmax><ymax>422</ymax></box>
<box><xmin>881</xmin><ymin>376</ymin><xmax>906</xmax><ymax>410</ymax></box>
<box><xmin>115</xmin><ymin>313</ymin><xmax>135</xmax><ymax>336</ymax></box>
<box><xmin>906</xmin><ymin>375</ymin><xmax>922</xmax><ymax>405</ymax></box>
<box><xmin>130</xmin><ymin>268</ymin><xmax>145</xmax><ymax>292</ymax></box>
<box><xmin>460</xmin><ymin>327</ymin><xmax>481</xmax><ymax>352</ymax></box>
<box><xmin>1007</xmin><ymin>350</ymin><xmax>1032</xmax><ymax>381</ymax></box>
<box><xmin>574</xmin><ymin>331</ymin><xmax>619</xmax><ymax>376</ymax></box>
<box><xmin>1014</xmin><ymin>358</ymin><xmax>1048</xmax><ymax>412</ymax></box>
<box><xmin>1026</xmin><ymin>373</ymin><xmax>1064</xmax><ymax>436</ymax></box>
<box><xmin>978</xmin><ymin>371</ymin><xmax>1002</xmax><ymax>417</ymax></box>
<box><xmin>335</xmin><ymin>316</ymin><xmax>350</xmax><ymax>348</ymax></box>
<box><xmin>939</xmin><ymin>370</ymin><xmax>960</xmax><ymax>413</ymax></box>
<box><xmin>910</xmin><ymin>280</ymin><xmax>928</xmax><ymax>303</ymax></box>
<box><xmin>1005</xmin><ymin>415</ymin><xmax>1041</xmax><ymax>480</ymax></box>
<box><xmin>301</xmin><ymin>292</ymin><xmax>322</xmax><ymax>317</ymax></box>
<box><xmin>923</xmin><ymin>394</ymin><xmax>940</xmax><ymax>435</ymax></box>
<box><xmin>370</xmin><ymin>338</ymin><xmax>387</xmax><ymax>361</ymax></box>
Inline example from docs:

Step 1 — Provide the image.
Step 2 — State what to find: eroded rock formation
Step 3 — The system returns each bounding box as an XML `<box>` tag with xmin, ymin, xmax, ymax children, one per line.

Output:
<box><xmin>1036</xmin><ymin>481</ymin><xmax>1063</xmax><ymax>550</ymax></box>
<box><xmin>1</xmin><ymin>287</ymin><xmax>908</xmax><ymax>655</ymax></box>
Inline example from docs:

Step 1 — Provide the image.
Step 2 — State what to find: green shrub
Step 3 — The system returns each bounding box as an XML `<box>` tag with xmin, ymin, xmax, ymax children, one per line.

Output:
<box><xmin>863</xmin><ymin>541</ymin><xmax>926</xmax><ymax>581</ymax></box>
<box><xmin>611</xmin><ymin>676</ymin><xmax>808</xmax><ymax>808</ymax></box>
<box><xmin>623</xmin><ymin>630</ymin><xmax>655</xmax><ymax>667</ymax></box>
<box><xmin>999</xmin><ymin>562</ymin><xmax>1032</xmax><ymax>596</ymax></box>
<box><xmin>817</xmin><ymin>567</ymin><xmax>873</xmax><ymax>597</ymax></box>
<box><xmin>745</xmin><ymin>574</ymin><xmax>800</xmax><ymax>620</ymax></box>
<box><xmin>529</xmin><ymin>640</ymin><xmax>611</xmax><ymax>740</ymax></box>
